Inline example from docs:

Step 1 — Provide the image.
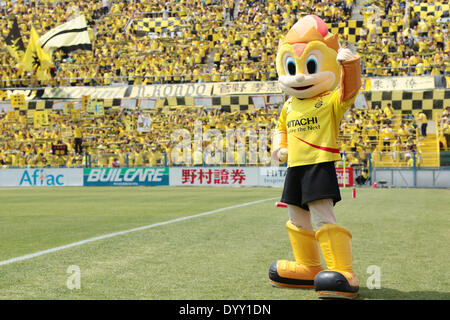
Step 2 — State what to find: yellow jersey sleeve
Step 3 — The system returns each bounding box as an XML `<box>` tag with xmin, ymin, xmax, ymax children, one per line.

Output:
<box><xmin>331</xmin><ymin>90</ymin><xmax>356</xmax><ymax>126</ymax></box>
<box><xmin>275</xmin><ymin>99</ymin><xmax>289</xmax><ymax>132</ymax></box>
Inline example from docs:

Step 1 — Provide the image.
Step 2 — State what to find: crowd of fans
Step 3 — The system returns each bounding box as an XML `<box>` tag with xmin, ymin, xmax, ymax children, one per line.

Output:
<box><xmin>1</xmin><ymin>0</ymin><xmax>232</xmax><ymax>87</ymax></box>
<box><xmin>0</xmin><ymin>99</ymin><xmax>432</xmax><ymax>168</ymax></box>
<box><xmin>357</xmin><ymin>0</ymin><xmax>449</xmax><ymax>76</ymax></box>
<box><xmin>0</xmin><ymin>0</ymin><xmax>447</xmax><ymax>170</ymax></box>
<box><xmin>3</xmin><ymin>0</ymin><xmax>447</xmax><ymax>87</ymax></box>
<box><xmin>338</xmin><ymin>102</ymin><xmax>427</xmax><ymax>168</ymax></box>
<box><xmin>0</xmin><ymin>104</ymin><xmax>279</xmax><ymax>167</ymax></box>
<box><xmin>209</xmin><ymin>0</ymin><xmax>354</xmax><ymax>82</ymax></box>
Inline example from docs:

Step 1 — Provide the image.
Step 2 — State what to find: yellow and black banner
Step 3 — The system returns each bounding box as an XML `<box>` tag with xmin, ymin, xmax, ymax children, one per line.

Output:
<box><xmin>5</xmin><ymin>89</ymin><xmax>449</xmax><ymax>121</ymax></box>
<box><xmin>5</xmin><ymin>17</ymin><xmax>25</xmax><ymax>62</ymax></box>
<box><xmin>25</xmin><ymin>100</ymin><xmax>54</xmax><ymax>110</ymax></box>
<box><xmin>363</xmin><ymin>89</ymin><xmax>450</xmax><ymax>120</ymax></box>
<box><xmin>411</xmin><ymin>1</ymin><xmax>449</xmax><ymax>19</ymax></box>
<box><xmin>36</xmin><ymin>78</ymin><xmax>438</xmax><ymax>100</ymax></box>
<box><xmin>17</xmin><ymin>27</ymin><xmax>53</xmax><ymax>80</ymax></box>
<box><xmin>131</xmin><ymin>17</ymin><xmax>183</xmax><ymax>34</ymax></box>
<box><xmin>326</xmin><ymin>20</ymin><xmax>364</xmax><ymax>43</ymax></box>
<box><xmin>0</xmin><ymin>89</ymin><xmax>44</xmax><ymax>101</ymax></box>
<box><xmin>163</xmin><ymin>95</ymin><xmax>253</xmax><ymax>113</ymax></box>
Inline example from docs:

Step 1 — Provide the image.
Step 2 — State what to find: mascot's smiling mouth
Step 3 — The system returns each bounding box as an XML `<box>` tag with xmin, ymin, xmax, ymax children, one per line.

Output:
<box><xmin>278</xmin><ymin>71</ymin><xmax>336</xmax><ymax>99</ymax></box>
<box><xmin>291</xmin><ymin>85</ymin><xmax>314</xmax><ymax>91</ymax></box>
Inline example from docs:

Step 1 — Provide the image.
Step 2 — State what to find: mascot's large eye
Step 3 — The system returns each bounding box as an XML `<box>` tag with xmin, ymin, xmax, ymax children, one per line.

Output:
<box><xmin>306</xmin><ymin>56</ymin><xmax>318</xmax><ymax>74</ymax></box>
<box><xmin>284</xmin><ymin>56</ymin><xmax>297</xmax><ymax>76</ymax></box>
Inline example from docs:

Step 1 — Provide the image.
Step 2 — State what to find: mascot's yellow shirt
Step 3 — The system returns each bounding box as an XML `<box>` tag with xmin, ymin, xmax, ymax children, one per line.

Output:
<box><xmin>276</xmin><ymin>90</ymin><xmax>355</xmax><ymax>167</ymax></box>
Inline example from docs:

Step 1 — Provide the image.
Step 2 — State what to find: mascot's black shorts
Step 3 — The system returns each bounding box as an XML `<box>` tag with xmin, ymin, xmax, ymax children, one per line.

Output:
<box><xmin>281</xmin><ymin>161</ymin><xmax>341</xmax><ymax>211</ymax></box>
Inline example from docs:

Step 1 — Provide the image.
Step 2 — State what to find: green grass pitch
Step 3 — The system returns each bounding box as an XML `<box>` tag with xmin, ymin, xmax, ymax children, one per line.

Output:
<box><xmin>0</xmin><ymin>186</ymin><xmax>449</xmax><ymax>300</ymax></box>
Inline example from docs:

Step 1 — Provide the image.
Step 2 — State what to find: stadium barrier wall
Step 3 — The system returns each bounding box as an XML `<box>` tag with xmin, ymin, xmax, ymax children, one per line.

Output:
<box><xmin>371</xmin><ymin>167</ymin><xmax>450</xmax><ymax>188</ymax></box>
<box><xmin>0</xmin><ymin>167</ymin><xmax>356</xmax><ymax>188</ymax></box>
<box><xmin>163</xmin><ymin>167</ymin><xmax>354</xmax><ymax>187</ymax></box>
<box><xmin>1</xmin><ymin>167</ymin><xmax>448</xmax><ymax>188</ymax></box>
<box><xmin>258</xmin><ymin>167</ymin><xmax>354</xmax><ymax>187</ymax></box>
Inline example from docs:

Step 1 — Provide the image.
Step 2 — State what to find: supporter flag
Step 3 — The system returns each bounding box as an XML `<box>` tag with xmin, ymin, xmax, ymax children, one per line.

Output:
<box><xmin>37</xmin><ymin>15</ymin><xmax>92</xmax><ymax>53</ymax></box>
<box><xmin>9</xmin><ymin>93</ymin><xmax>26</xmax><ymax>110</ymax></box>
<box><xmin>94</xmin><ymin>100</ymin><xmax>104</xmax><ymax>116</ymax></box>
<box><xmin>18</xmin><ymin>26</ymin><xmax>54</xmax><ymax>80</ymax></box>
<box><xmin>71</xmin><ymin>109</ymin><xmax>81</xmax><ymax>121</ymax></box>
<box><xmin>33</xmin><ymin>110</ymin><xmax>49</xmax><ymax>128</ymax></box>
<box><xmin>65</xmin><ymin>102</ymin><xmax>74</xmax><ymax>115</ymax></box>
<box><xmin>86</xmin><ymin>98</ymin><xmax>96</xmax><ymax>114</ymax></box>
<box><xmin>5</xmin><ymin>17</ymin><xmax>25</xmax><ymax>62</ymax></box>
<box><xmin>7</xmin><ymin>111</ymin><xmax>19</xmax><ymax>121</ymax></box>
<box><xmin>137</xmin><ymin>113</ymin><xmax>151</xmax><ymax>133</ymax></box>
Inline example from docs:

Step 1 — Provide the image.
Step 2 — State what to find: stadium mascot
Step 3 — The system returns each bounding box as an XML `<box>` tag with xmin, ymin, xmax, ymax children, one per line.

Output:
<box><xmin>268</xmin><ymin>15</ymin><xmax>362</xmax><ymax>299</ymax></box>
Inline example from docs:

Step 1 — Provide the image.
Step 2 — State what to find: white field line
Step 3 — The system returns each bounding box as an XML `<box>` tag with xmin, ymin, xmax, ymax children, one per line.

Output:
<box><xmin>0</xmin><ymin>197</ymin><xmax>278</xmax><ymax>267</ymax></box>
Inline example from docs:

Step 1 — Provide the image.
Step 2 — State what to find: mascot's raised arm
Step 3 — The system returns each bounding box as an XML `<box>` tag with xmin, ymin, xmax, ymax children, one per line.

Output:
<box><xmin>269</xmin><ymin>14</ymin><xmax>362</xmax><ymax>299</ymax></box>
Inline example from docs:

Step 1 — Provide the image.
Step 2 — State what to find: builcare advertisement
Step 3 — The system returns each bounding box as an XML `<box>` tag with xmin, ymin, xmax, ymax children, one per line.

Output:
<box><xmin>83</xmin><ymin>167</ymin><xmax>169</xmax><ymax>186</ymax></box>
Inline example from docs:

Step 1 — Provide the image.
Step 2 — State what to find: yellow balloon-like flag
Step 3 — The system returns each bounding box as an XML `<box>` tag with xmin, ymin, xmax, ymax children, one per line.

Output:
<box><xmin>17</xmin><ymin>26</ymin><xmax>53</xmax><ymax>80</ymax></box>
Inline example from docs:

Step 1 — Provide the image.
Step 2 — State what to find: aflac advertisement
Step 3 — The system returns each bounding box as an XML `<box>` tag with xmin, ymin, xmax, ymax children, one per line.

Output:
<box><xmin>0</xmin><ymin>169</ymin><xmax>83</xmax><ymax>187</ymax></box>
<box><xmin>19</xmin><ymin>169</ymin><xmax>64</xmax><ymax>186</ymax></box>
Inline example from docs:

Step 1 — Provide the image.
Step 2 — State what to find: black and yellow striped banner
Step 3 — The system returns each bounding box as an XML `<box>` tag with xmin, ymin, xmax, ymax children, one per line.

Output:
<box><xmin>411</xmin><ymin>2</ymin><xmax>449</xmax><ymax>19</ymax></box>
<box><xmin>326</xmin><ymin>20</ymin><xmax>363</xmax><ymax>43</ymax></box>
<box><xmin>131</xmin><ymin>17</ymin><xmax>183</xmax><ymax>33</ymax></box>
<box><xmin>363</xmin><ymin>89</ymin><xmax>449</xmax><ymax>120</ymax></box>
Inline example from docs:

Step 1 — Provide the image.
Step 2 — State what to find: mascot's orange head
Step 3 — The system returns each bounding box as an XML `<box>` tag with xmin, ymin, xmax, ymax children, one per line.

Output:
<box><xmin>276</xmin><ymin>15</ymin><xmax>341</xmax><ymax>99</ymax></box>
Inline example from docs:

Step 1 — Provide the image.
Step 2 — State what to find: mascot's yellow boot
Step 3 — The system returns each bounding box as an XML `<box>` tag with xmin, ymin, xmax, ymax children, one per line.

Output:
<box><xmin>314</xmin><ymin>224</ymin><xmax>359</xmax><ymax>299</ymax></box>
<box><xmin>269</xmin><ymin>221</ymin><xmax>324</xmax><ymax>288</ymax></box>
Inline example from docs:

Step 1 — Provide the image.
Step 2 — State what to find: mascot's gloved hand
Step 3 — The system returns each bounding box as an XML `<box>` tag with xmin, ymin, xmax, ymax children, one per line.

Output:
<box><xmin>277</xmin><ymin>148</ymin><xmax>288</xmax><ymax>163</ymax></box>
<box><xmin>336</xmin><ymin>48</ymin><xmax>356</xmax><ymax>64</ymax></box>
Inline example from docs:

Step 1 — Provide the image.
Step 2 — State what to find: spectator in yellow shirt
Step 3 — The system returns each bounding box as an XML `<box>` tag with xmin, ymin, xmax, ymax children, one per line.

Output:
<box><xmin>73</xmin><ymin>123</ymin><xmax>83</xmax><ymax>155</ymax></box>
<box><xmin>417</xmin><ymin>112</ymin><xmax>428</xmax><ymax>139</ymax></box>
<box><xmin>380</xmin><ymin>123</ymin><xmax>394</xmax><ymax>153</ymax></box>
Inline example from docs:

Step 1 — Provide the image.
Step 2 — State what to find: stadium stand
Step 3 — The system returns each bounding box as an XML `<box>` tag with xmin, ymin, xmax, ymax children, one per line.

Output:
<box><xmin>0</xmin><ymin>0</ymin><xmax>448</xmax><ymax>85</ymax></box>
<box><xmin>1</xmin><ymin>93</ymin><xmax>445</xmax><ymax>168</ymax></box>
<box><xmin>358</xmin><ymin>0</ymin><xmax>449</xmax><ymax>77</ymax></box>
<box><xmin>0</xmin><ymin>0</ymin><xmax>448</xmax><ymax>170</ymax></box>
<box><xmin>0</xmin><ymin>102</ymin><xmax>279</xmax><ymax>167</ymax></box>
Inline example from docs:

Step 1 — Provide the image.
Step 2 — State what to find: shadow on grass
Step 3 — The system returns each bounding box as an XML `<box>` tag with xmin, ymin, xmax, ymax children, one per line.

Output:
<box><xmin>357</xmin><ymin>287</ymin><xmax>450</xmax><ymax>300</ymax></box>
